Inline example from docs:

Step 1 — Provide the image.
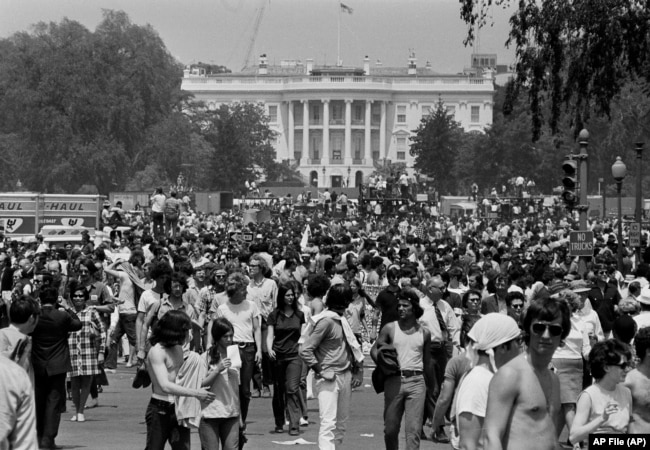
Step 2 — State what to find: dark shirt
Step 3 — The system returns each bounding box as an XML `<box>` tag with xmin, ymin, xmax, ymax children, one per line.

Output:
<box><xmin>376</xmin><ymin>287</ymin><xmax>400</xmax><ymax>330</ymax></box>
<box><xmin>267</xmin><ymin>309</ymin><xmax>304</xmax><ymax>358</ymax></box>
<box><xmin>588</xmin><ymin>282</ymin><xmax>621</xmax><ymax>333</ymax></box>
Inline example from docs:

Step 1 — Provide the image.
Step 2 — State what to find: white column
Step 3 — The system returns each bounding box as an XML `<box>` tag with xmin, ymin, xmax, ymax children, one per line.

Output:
<box><xmin>365</xmin><ymin>100</ymin><xmax>372</xmax><ymax>164</ymax></box>
<box><xmin>380</xmin><ymin>101</ymin><xmax>387</xmax><ymax>158</ymax></box>
<box><xmin>302</xmin><ymin>100</ymin><xmax>309</xmax><ymax>159</ymax></box>
<box><xmin>344</xmin><ymin>99</ymin><xmax>352</xmax><ymax>164</ymax></box>
<box><xmin>287</xmin><ymin>101</ymin><xmax>294</xmax><ymax>160</ymax></box>
<box><xmin>322</xmin><ymin>99</ymin><xmax>330</xmax><ymax>163</ymax></box>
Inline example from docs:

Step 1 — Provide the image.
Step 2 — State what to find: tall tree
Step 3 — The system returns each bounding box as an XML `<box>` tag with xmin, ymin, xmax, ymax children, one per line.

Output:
<box><xmin>0</xmin><ymin>11</ymin><xmax>183</xmax><ymax>193</ymax></box>
<box><xmin>409</xmin><ymin>99</ymin><xmax>465</xmax><ymax>195</ymax></box>
<box><xmin>195</xmin><ymin>102</ymin><xmax>278</xmax><ymax>193</ymax></box>
<box><xmin>459</xmin><ymin>0</ymin><xmax>650</xmax><ymax>139</ymax></box>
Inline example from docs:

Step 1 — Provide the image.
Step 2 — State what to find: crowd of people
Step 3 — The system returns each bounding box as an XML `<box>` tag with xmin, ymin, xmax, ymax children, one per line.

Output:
<box><xmin>2</xmin><ymin>186</ymin><xmax>650</xmax><ymax>450</ymax></box>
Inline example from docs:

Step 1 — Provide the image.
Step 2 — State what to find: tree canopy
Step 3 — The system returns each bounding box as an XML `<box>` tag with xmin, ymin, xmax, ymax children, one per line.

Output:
<box><xmin>0</xmin><ymin>11</ymin><xmax>288</xmax><ymax>195</ymax></box>
<box><xmin>460</xmin><ymin>0</ymin><xmax>650</xmax><ymax>140</ymax></box>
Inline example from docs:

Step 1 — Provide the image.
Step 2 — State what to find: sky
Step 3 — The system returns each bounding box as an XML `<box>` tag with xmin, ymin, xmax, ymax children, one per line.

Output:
<box><xmin>1</xmin><ymin>0</ymin><xmax>516</xmax><ymax>74</ymax></box>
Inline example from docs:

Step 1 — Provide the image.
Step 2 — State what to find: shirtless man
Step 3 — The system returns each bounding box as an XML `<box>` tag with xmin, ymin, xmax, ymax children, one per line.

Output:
<box><xmin>625</xmin><ymin>327</ymin><xmax>650</xmax><ymax>433</ymax></box>
<box><xmin>484</xmin><ymin>297</ymin><xmax>570</xmax><ymax>450</ymax></box>
<box><xmin>146</xmin><ymin>310</ymin><xmax>215</xmax><ymax>450</ymax></box>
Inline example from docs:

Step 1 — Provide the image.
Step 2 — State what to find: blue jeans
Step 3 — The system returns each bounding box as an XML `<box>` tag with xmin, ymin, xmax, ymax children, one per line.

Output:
<box><xmin>272</xmin><ymin>357</ymin><xmax>302</xmax><ymax>430</ymax></box>
<box><xmin>383</xmin><ymin>375</ymin><xmax>426</xmax><ymax>450</ymax></box>
<box><xmin>238</xmin><ymin>343</ymin><xmax>257</xmax><ymax>425</ymax></box>
<box><xmin>145</xmin><ymin>398</ymin><xmax>190</xmax><ymax>450</ymax></box>
<box><xmin>198</xmin><ymin>417</ymin><xmax>239</xmax><ymax>450</ymax></box>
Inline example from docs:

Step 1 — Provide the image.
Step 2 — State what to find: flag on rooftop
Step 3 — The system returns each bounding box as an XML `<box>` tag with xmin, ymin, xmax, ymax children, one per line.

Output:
<box><xmin>340</xmin><ymin>2</ymin><xmax>353</xmax><ymax>14</ymax></box>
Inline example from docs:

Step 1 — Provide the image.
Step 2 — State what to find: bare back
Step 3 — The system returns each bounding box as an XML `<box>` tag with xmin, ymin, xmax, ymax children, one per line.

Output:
<box><xmin>499</xmin><ymin>355</ymin><xmax>559</xmax><ymax>450</ymax></box>
<box><xmin>625</xmin><ymin>369</ymin><xmax>650</xmax><ymax>433</ymax></box>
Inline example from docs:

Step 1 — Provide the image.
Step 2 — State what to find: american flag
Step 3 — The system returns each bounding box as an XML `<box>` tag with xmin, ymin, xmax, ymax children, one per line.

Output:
<box><xmin>340</xmin><ymin>2</ymin><xmax>353</xmax><ymax>14</ymax></box>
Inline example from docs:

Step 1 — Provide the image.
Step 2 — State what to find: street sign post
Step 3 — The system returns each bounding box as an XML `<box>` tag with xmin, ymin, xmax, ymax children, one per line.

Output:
<box><xmin>569</xmin><ymin>231</ymin><xmax>594</xmax><ymax>257</ymax></box>
<box><xmin>629</xmin><ymin>223</ymin><xmax>641</xmax><ymax>247</ymax></box>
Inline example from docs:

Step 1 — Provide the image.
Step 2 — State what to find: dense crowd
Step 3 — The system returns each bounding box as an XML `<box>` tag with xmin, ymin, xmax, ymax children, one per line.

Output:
<box><xmin>2</xmin><ymin>187</ymin><xmax>650</xmax><ymax>450</ymax></box>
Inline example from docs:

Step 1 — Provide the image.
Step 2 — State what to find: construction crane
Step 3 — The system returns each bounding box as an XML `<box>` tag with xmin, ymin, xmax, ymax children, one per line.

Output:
<box><xmin>241</xmin><ymin>1</ymin><xmax>267</xmax><ymax>71</ymax></box>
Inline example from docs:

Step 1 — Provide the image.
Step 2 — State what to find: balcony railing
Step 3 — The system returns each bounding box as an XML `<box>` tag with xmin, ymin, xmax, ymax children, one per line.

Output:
<box><xmin>307</xmin><ymin>159</ymin><xmax>321</xmax><ymax>165</ymax></box>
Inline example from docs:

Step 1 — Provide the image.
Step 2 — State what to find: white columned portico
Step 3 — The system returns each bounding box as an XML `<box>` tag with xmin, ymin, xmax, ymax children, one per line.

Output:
<box><xmin>322</xmin><ymin>99</ymin><xmax>330</xmax><ymax>162</ymax></box>
<box><xmin>380</xmin><ymin>101</ymin><xmax>387</xmax><ymax>158</ymax></box>
<box><xmin>302</xmin><ymin>100</ymin><xmax>309</xmax><ymax>158</ymax></box>
<box><xmin>344</xmin><ymin>99</ymin><xmax>353</xmax><ymax>165</ymax></box>
<box><xmin>365</xmin><ymin>100</ymin><xmax>372</xmax><ymax>164</ymax></box>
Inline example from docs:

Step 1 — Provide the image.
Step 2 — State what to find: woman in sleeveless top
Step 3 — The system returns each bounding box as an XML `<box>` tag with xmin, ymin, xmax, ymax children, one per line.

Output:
<box><xmin>570</xmin><ymin>340</ymin><xmax>633</xmax><ymax>446</ymax></box>
<box><xmin>373</xmin><ymin>289</ymin><xmax>432</xmax><ymax>450</ymax></box>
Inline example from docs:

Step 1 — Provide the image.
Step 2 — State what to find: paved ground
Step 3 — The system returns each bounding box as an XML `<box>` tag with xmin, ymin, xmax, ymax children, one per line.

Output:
<box><xmin>55</xmin><ymin>359</ymin><xmax>451</xmax><ymax>450</ymax></box>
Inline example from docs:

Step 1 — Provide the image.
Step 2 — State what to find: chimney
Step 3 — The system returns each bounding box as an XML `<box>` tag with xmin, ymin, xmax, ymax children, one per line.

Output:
<box><xmin>258</xmin><ymin>54</ymin><xmax>268</xmax><ymax>75</ymax></box>
<box><xmin>375</xmin><ymin>58</ymin><xmax>382</xmax><ymax>67</ymax></box>
<box><xmin>425</xmin><ymin>61</ymin><xmax>431</xmax><ymax>70</ymax></box>
<box><xmin>408</xmin><ymin>51</ymin><xmax>417</xmax><ymax>75</ymax></box>
<box><xmin>363</xmin><ymin>56</ymin><xmax>370</xmax><ymax>75</ymax></box>
<box><xmin>306</xmin><ymin>58</ymin><xmax>314</xmax><ymax>75</ymax></box>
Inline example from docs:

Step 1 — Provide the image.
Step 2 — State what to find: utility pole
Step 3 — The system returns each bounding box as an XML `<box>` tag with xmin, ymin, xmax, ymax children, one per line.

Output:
<box><xmin>577</xmin><ymin>129</ymin><xmax>590</xmax><ymax>276</ymax></box>
<box><xmin>636</xmin><ymin>142</ymin><xmax>644</xmax><ymax>264</ymax></box>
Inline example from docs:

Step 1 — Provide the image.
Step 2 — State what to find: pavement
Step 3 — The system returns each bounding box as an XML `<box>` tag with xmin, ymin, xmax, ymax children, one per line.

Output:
<box><xmin>55</xmin><ymin>359</ymin><xmax>451</xmax><ymax>450</ymax></box>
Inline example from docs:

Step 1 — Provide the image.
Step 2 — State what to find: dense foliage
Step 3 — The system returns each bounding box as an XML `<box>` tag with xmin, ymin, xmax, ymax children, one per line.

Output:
<box><xmin>459</xmin><ymin>0</ymin><xmax>650</xmax><ymax>140</ymax></box>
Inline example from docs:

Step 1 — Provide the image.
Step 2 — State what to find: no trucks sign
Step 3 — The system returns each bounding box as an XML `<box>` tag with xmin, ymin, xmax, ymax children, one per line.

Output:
<box><xmin>568</xmin><ymin>231</ymin><xmax>594</xmax><ymax>257</ymax></box>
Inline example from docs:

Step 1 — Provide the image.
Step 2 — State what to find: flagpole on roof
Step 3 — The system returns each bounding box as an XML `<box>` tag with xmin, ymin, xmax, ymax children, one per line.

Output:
<box><xmin>337</xmin><ymin>2</ymin><xmax>341</xmax><ymax>66</ymax></box>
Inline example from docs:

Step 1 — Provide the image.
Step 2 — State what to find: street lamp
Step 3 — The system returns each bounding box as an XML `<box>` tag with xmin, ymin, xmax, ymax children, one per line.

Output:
<box><xmin>322</xmin><ymin>166</ymin><xmax>326</xmax><ymax>189</ymax></box>
<box><xmin>635</xmin><ymin>142</ymin><xmax>644</xmax><ymax>263</ymax></box>
<box><xmin>612</xmin><ymin>156</ymin><xmax>627</xmax><ymax>272</ymax></box>
<box><xmin>347</xmin><ymin>166</ymin><xmax>351</xmax><ymax>187</ymax></box>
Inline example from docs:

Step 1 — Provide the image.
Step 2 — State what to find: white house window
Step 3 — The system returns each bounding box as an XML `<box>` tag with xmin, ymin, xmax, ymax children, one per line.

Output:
<box><xmin>354</xmin><ymin>104</ymin><xmax>363</xmax><ymax>122</ymax></box>
<box><xmin>397</xmin><ymin>152</ymin><xmax>406</xmax><ymax>160</ymax></box>
<box><xmin>421</xmin><ymin>106</ymin><xmax>432</xmax><ymax>120</ymax></box>
<box><xmin>311</xmin><ymin>105</ymin><xmax>320</xmax><ymax>121</ymax></box>
<box><xmin>397</xmin><ymin>105</ymin><xmax>406</xmax><ymax>123</ymax></box>
<box><xmin>471</xmin><ymin>106</ymin><xmax>480</xmax><ymax>123</ymax></box>
<box><xmin>332</xmin><ymin>104</ymin><xmax>343</xmax><ymax>123</ymax></box>
<box><xmin>446</xmin><ymin>105</ymin><xmax>456</xmax><ymax>117</ymax></box>
<box><xmin>268</xmin><ymin>105</ymin><xmax>278</xmax><ymax>123</ymax></box>
<box><xmin>396</xmin><ymin>136</ymin><xmax>407</xmax><ymax>151</ymax></box>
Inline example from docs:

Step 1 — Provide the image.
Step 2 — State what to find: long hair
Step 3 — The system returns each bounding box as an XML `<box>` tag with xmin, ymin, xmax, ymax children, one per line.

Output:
<box><xmin>209</xmin><ymin>317</ymin><xmax>234</xmax><ymax>365</ymax></box>
<box><xmin>150</xmin><ymin>310</ymin><xmax>191</xmax><ymax>347</ymax></box>
<box><xmin>277</xmin><ymin>280</ymin><xmax>302</xmax><ymax>313</ymax></box>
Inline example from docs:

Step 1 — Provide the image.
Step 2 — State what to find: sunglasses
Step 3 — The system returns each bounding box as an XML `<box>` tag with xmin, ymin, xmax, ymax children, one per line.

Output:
<box><xmin>511</xmin><ymin>303</ymin><xmax>524</xmax><ymax>309</ymax></box>
<box><xmin>531</xmin><ymin>322</ymin><xmax>563</xmax><ymax>337</ymax></box>
<box><xmin>467</xmin><ymin>297</ymin><xmax>481</xmax><ymax>303</ymax></box>
<box><xmin>72</xmin><ymin>294</ymin><xmax>85</xmax><ymax>298</ymax></box>
<box><xmin>611</xmin><ymin>361</ymin><xmax>630</xmax><ymax>370</ymax></box>
<box><xmin>598</xmin><ymin>271</ymin><xmax>608</xmax><ymax>275</ymax></box>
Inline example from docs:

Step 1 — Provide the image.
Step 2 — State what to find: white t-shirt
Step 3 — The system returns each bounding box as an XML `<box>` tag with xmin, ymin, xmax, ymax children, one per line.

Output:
<box><xmin>455</xmin><ymin>365</ymin><xmax>493</xmax><ymax>421</ymax></box>
<box><xmin>150</xmin><ymin>194</ymin><xmax>166</xmax><ymax>213</ymax></box>
<box><xmin>137</xmin><ymin>289</ymin><xmax>166</xmax><ymax>315</ymax></box>
<box><xmin>215</xmin><ymin>300</ymin><xmax>260</xmax><ymax>343</ymax></box>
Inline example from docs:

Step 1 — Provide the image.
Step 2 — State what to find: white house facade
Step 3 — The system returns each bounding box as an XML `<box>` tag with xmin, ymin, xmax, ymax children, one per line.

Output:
<box><xmin>181</xmin><ymin>55</ymin><xmax>495</xmax><ymax>189</ymax></box>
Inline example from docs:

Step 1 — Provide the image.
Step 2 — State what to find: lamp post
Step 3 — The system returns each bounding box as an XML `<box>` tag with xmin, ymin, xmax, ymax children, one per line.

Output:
<box><xmin>347</xmin><ymin>166</ymin><xmax>351</xmax><ymax>187</ymax></box>
<box><xmin>612</xmin><ymin>157</ymin><xmax>627</xmax><ymax>272</ymax></box>
<box><xmin>322</xmin><ymin>166</ymin><xmax>326</xmax><ymax>189</ymax></box>
<box><xmin>635</xmin><ymin>142</ymin><xmax>644</xmax><ymax>263</ymax></box>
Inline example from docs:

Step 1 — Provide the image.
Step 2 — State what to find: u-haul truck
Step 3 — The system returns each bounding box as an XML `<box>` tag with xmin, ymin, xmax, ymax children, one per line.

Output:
<box><xmin>0</xmin><ymin>193</ymin><xmax>105</xmax><ymax>239</ymax></box>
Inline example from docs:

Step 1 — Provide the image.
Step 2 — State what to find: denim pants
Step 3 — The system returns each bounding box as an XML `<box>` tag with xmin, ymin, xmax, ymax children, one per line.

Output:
<box><xmin>272</xmin><ymin>357</ymin><xmax>302</xmax><ymax>430</ymax></box>
<box><xmin>238</xmin><ymin>343</ymin><xmax>257</xmax><ymax>425</ymax></box>
<box><xmin>106</xmin><ymin>313</ymin><xmax>137</xmax><ymax>369</ymax></box>
<box><xmin>384</xmin><ymin>375</ymin><xmax>426</xmax><ymax>450</ymax></box>
<box><xmin>145</xmin><ymin>398</ymin><xmax>190</xmax><ymax>450</ymax></box>
<box><xmin>198</xmin><ymin>417</ymin><xmax>239</xmax><ymax>450</ymax></box>
<box><xmin>316</xmin><ymin>370</ymin><xmax>351</xmax><ymax>450</ymax></box>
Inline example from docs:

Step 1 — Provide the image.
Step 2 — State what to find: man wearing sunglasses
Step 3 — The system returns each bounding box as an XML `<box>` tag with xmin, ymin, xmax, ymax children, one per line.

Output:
<box><xmin>483</xmin><ymin>297</ymin><xmax>570</xmax><ymax>450</ymax></box>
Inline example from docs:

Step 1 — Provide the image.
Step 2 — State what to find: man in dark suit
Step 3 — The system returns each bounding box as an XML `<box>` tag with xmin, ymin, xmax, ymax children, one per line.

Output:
<box><xmin>31</xmin><ymin>287</ymin><xmax>81</xmax><ymax>449</ymax></box>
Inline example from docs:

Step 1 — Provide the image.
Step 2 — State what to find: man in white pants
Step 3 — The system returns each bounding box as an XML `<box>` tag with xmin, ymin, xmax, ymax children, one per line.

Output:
<box><xmin>300</xmin><ymin>284</ymin><xmax>364</xmax><ymax>450</ymax></box>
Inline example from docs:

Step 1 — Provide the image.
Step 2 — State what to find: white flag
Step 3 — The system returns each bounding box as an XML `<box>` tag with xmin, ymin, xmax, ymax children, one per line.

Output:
<box><xmin>300</xmin><ymin>224</ymin><xmax>312</xmax><ymax>250</ymax></box>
